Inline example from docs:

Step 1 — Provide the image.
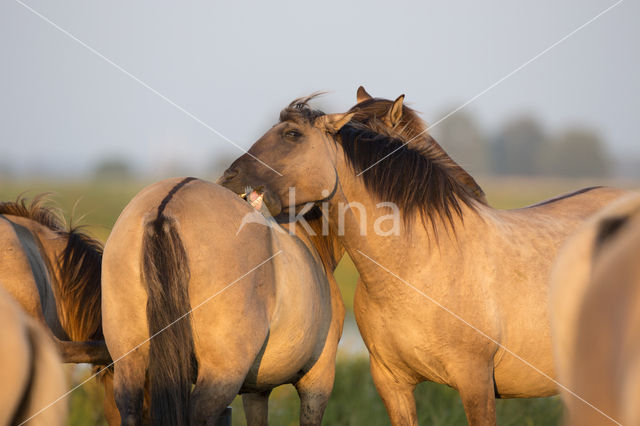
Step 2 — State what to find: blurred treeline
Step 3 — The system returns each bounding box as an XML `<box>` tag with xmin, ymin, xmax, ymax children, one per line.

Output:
<box><xmin>430</xmin><ymin>111</ymin><xmax>634</xmax><ymax>179</ymax></box>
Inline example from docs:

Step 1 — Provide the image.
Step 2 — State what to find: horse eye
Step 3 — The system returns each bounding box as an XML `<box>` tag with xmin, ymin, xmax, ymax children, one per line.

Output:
<box><xmin>284</xmin><ymin>129</ymin><xmax>302</xmax><ymax>140</ymax></box>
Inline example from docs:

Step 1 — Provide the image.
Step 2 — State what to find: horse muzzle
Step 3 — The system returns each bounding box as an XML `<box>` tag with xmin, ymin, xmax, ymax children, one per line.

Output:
<box><xmin>219</xmin><ymin>168</ymin><xmax>283</xmax><ymax>216</ymax></box>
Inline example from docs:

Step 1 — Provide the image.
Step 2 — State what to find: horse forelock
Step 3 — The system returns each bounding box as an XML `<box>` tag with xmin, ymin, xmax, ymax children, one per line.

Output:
<box><xmin>337</xmin><ymin>123</ymin><xmax>479</xmax><ymax>232</ymax></box>
<box><xmin>279</xmin><ymin>93</ymin><xmax>326</xmax><ymax>125</ymax></box>
<box><xmin>0</xmin><ymin>195</ymin><xmax>104</xmax><ymax>341</ymax></box>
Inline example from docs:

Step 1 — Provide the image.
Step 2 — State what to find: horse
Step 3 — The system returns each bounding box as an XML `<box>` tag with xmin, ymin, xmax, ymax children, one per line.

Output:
<box><xmin>0</xmin><ymin>196</ymin><xmax>117</xmax><ymax>424</ymax></box>
<box><xmin>551</xmin><ymin>194</ymin><xmax>640</xmax><ymax>426</ymax></box>
<box><xmin>101</xmin><ymin>177</ymin><xmax>344</xmax><ymax>425</ymax></box>
<box><xmin>220</xmin><ymin>94</ymin><xmax>632</xmax><ymax>425</ymax></box>
<box><xmin>0</xmin><ymin>284</ymin><xmax>67</xmax><ymax>426</ymax></box>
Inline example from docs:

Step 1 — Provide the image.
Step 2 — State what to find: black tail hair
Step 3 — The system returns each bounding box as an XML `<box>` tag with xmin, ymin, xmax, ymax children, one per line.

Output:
<box><xmin>143</xmin><ymin>212</ymin><xmax>195</xmax><ymax>426</ymax></box>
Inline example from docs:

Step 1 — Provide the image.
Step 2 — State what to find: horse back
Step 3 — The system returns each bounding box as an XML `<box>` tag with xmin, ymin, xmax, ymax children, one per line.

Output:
<box><xmin>522</xmin><ymin>186</ymin><xmax>630</xmax><ymax>218</ymax></box>
<box><xmin>102</xmin><ymin>176</ymin><xmax>278</xmax><ymax>343</ymax></box>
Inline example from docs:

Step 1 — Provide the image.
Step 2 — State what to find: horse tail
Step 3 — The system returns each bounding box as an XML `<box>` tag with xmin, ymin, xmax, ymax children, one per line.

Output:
<box><xmin>142</xmin><ymin>210</ymin><xmax>195</xmax><ymax>426</ymax></box>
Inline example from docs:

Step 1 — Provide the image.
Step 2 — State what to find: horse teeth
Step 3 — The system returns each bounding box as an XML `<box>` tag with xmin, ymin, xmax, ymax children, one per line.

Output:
<box><xmin>251</xmin><ymin>194</ymin><xmax>264</xmax><ymax>208</ymax></box>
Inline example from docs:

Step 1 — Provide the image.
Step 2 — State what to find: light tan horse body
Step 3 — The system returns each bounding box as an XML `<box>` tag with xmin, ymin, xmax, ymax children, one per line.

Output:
<box><xmin>551</xmin><ymin>194</ymin><xmax>640</xmax><ymax>425</ymax></box>
<box><xmin>221</xmin><ymin>94</ymin><xmax>630</xmax><ymax>425</ymax></box>
<box><xmin>0</xmin><ymin>284</ymin><xmax>67</xmax><ymax>426</ymax></box>
<box><xmin>102</xmin><ymin>177</ymin><xmax>344</xmax><ymax>425</ymax></box>
<box><xmin>0</xmin><ymin>198</ymin><xmax>117</xmax><ymax>423</ymax></box>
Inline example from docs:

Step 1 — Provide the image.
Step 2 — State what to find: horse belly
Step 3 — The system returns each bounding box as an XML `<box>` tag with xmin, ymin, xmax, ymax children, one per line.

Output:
<box><xmin>246</xmin><ymin>280</ymin><xmax>331</xmax><ymax>389</ymax></box>
<box><xmin>246</xmin><ymin>324</ymin><xmax>322</xmax><ymax>389</ymax></box>
<box><xmin>493</xmin><ymin>349</ymin><xmax>557</xmax><ymax>397</ymax></box>
<box><xmin>492</xmin><ymin>301</ymin><xmax>557</xmax><ymax>397</ymax></box>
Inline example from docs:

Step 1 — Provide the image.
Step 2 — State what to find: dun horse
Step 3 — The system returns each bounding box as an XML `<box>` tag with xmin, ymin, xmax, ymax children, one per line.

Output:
<box><xmin>221</xmin><ymin>93</ymin><xmax>630</xmax><ymax>425</ymax></box>
<box><xmin>551</xmin><ymin>194</ymin><xmax>640</xmax><ymax>426</ymax></box>
<box><xmin>0</xmin><ymin>285</ymin><xmax>67</xmax><ymax>426</ymax></box>
<box><xmin>102</xmin><ymin>177</ymin><xmax>344</xmax><ymax>425</ymax></box>
<box><xmin>0</xmin><ymin>196</ymin><xmax>116</xmax><ymax>423</ymax></box>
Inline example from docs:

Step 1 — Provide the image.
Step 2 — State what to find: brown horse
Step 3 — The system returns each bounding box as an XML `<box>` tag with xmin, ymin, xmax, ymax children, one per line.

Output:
<box><xmin>0</xmin><ymin>284</ymin><xmax>67</xmax><ymax>426</ymax></box>
<box><xmin>221</xmin><ymin>94</ymin><xmax>631</xmax><ymax>425</ymax></box>
<box><xmin>551</xmin><ymin>194</ymin><xmax>640</xmax><ymax>426</ymax></box>
<box><xmin>102</xmin><ymin>177</ymin><xmax>344</xmax><ymax>425</ymax></box>
<box><xmin>0</xmin><ymin>196</ymin><xmax>116</xmax><ymax>423</ymax></box>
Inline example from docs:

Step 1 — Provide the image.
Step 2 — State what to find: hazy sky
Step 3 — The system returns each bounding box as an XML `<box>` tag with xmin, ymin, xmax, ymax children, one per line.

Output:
<box><xmin>1</xmin><ymin>0</ymin><xmax>638</xmax><ymax>177</ymax></box>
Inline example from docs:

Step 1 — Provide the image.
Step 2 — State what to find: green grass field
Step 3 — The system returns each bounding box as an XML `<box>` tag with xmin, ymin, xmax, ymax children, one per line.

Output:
<box><xmin>2</xmin><ymin>176</ymin><xmax>636</xmax><ymax>425</ymax></box>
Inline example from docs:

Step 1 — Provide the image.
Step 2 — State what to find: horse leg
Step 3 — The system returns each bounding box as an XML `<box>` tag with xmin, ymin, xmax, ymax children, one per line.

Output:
<box><xmin>112</xmin><ymin>349</ymin><xmax>148</xmax><ymax>426</ymax></box>
<box><xmin>294</xmin><ymin>273</ymin><xmax>345</xmax><ymax>426</ymax></box>
<box><xmin>295</xmin><ymin>375</ymin><xmax>332</xmax><ymax>426</ymax></box>
<box><xmin>189</xmin><ymin>313</ymin><xmax>267</xmax><ymax>425</ymax></box>
<box><xmin>296</xmin><ymin>385</ymin><xmax>331</xmax><ymax>426</ymax></box>
<box><xmin>242</xmin><ymin>391</ymin><xmax>270</xmax><ymax>426</ymax></box>
<box><xmin>454</xmin><ymin>362</ymin><xmax>497</xmax><ymax>426</ymax></box>
<box><xmin>294</xmin><ymin>345</ymin><xmax>341</xmax><ymax>425</ymax></box>
<box><xmin>100</xmin><ymin>370</ymin><xmax>121</xmax><ymax>426</ymax></box>
<box><xmin>369</xmin><ymin>356</ymin><xmax>418</xmax><ymax>426</ymax></box>
<box><xmin>190</xmin><ymin>364</ymin><xmax>245</xmax><ymax>426</ymax></box>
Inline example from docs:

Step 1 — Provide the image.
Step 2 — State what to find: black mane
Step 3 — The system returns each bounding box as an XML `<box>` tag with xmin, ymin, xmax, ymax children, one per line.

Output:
<box><xmin>338</xmin><ymin>123</ymin><xmax>478</xmax><ymax>229</ymax></box>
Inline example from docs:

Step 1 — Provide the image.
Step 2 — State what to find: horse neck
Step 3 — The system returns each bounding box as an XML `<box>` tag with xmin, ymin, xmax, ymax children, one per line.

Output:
<box><xmin>328</xmin><ymin>158</ymin><xmax>487</xmax><ymax>289</ymax></box>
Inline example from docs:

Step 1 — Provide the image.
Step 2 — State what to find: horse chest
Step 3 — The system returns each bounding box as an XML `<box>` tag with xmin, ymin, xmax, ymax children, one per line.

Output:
<box><xmin>355</xmin><ymin>273</ymin><xmax>502</xmax><ymax>384</ymax></box>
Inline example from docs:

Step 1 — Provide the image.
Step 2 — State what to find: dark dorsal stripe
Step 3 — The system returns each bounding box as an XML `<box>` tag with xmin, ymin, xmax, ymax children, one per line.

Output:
<box><xmin>0</xmin><ymin>214</ymin><xmax>69</xmax><ymax>340</ymax></box>
<box><xmin>157</xmin><ymin>177</ymin><xmax>197</xmax><ymax>218</ymax></box>
<box><xmin>526</xmin><ymin>186</ymin><xmax>603</xmax><ymax>208</ymax></box>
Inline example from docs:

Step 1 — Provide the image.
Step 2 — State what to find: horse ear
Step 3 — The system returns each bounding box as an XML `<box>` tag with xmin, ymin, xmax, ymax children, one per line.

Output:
<box><xmin>384</xmin><ymin>94</ymin><xmax>405</xmax><ymax>127</ymax></box>
<box><xmin>357</xmin><ymin>86</ymin><xmax>373</xmax><ymax>103</ymax></box>
<box><xmin>317</xmin><ymin>113</ymin><xmax>355</xmax><ymax>134</ymax></box>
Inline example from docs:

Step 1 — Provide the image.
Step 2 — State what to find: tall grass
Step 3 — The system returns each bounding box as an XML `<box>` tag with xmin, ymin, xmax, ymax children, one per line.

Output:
<box><xmin>226</xmin><ymin>357</ymin><xmax>562</xmax><ymax>425</ymax></box>
<box><xmin>63</xmin><ymin>357</ymin><xmax>562</xmax><ymax>425</ymax></box>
